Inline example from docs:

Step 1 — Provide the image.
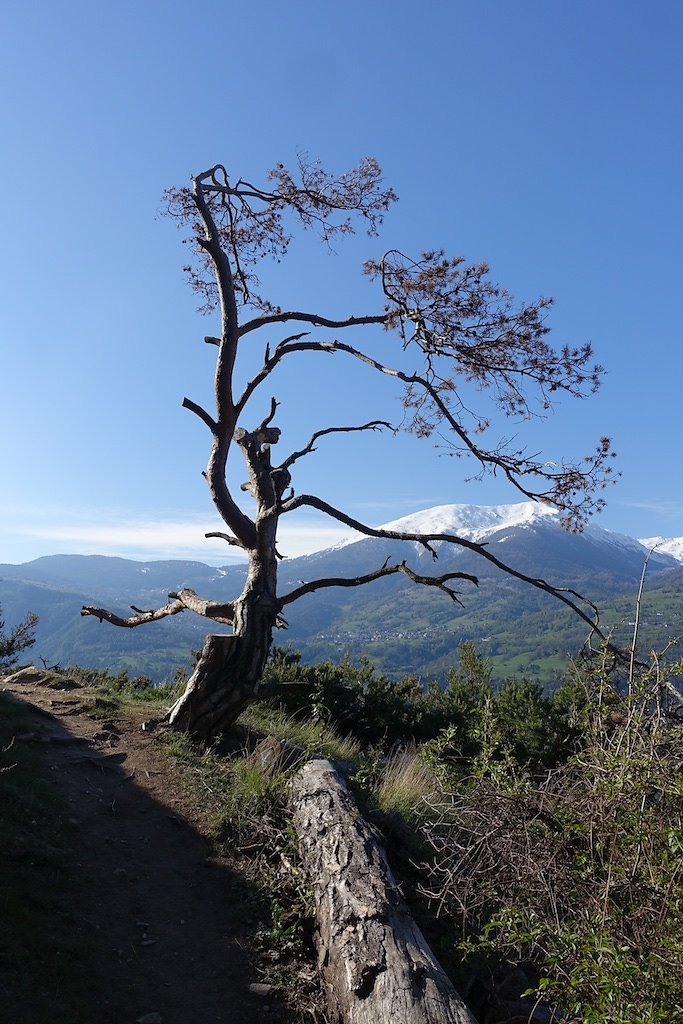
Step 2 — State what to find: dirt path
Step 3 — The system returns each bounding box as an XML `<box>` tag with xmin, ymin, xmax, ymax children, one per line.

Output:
<box><xmin>4</xmin><ymin>673</ymin><xmax>283</xmax><ymax>1024</ymax></box>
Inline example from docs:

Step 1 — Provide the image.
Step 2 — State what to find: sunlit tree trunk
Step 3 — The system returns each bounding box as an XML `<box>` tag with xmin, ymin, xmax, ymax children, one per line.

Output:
<box><xmin>167</xmin><ymin>513</ymin><xmax>279</xmax><ymax>737</ymax></box>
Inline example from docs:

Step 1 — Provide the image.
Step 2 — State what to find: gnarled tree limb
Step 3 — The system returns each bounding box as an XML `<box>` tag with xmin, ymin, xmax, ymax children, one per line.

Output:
<box><xmin>81</xmin><ymin>588</ymin><xmax>234</xmax><ymax>628</ymax></box>
<box><xmin>238</xmin><ymin>310</ymin><xmax>387</xmax><ymax>337</ymax></box>
<box><xmin>205</xmin><ymin>530</ymin><xmax>246</xmax><ymax>549</ymax></box>
<box><xmin>279</xmin><ymin>493</ymin><xmax>606</xmax><ymax>641</ymax></box>
<box><xmin>182</xmin><ymin>396</ymin><xmax>217</xmax><ymax>433</ymax></box>
<box><xmin>279</xmin><ymin>559</ymin><xmax>479</xmax><ymax>609</ymax></box>
<box><xmin>280</xmin><ymin>420</ymin><xmax>394</xmax><ymax>472</ymax></box>
<box><xmin>252</xmin><ymin>336</ymin><xmax>614</xmax><ymax>527</ymax></box>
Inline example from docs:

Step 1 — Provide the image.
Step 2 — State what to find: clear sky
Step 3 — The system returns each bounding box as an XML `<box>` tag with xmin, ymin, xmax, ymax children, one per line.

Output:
<box><xmin>1</xmin><ymin>0</ymin><xmax>681</xmax><ymax>565</ymax></box>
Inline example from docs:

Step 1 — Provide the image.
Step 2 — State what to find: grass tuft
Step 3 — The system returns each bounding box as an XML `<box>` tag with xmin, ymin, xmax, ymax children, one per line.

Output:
<box><xmin>374</xmin><ymin>746</ymin><xmax>441</xmax><ymax>824</ymax></box>
<box><xmin>238</xmin><ymin>701</ymin><xmax>361</xmax><ymax>763</ymax></box>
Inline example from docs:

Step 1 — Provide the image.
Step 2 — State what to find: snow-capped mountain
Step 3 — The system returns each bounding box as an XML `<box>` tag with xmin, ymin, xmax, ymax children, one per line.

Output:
<box><xmin>379</xmin><ymin>501</ymin><xmax>558</xmax><ymax>540</ymax></box>
<box><xmin>639</xmin><ymin>536</ymin><xmax>683</xmax><ymax>564</ymax></box>
<box><xmin>2</xmin><ymin>502</ymin><xmax>682</xmax><ymax>684</ymax></box>
<box><xmin>360</xmin><ymin>501</ymin><xmax>674</xmax><ymax>576</ymax></box>
<box><xmin>330</xmin><ymin>502</ymin><xmax>561</xmax><ymax>552</ymax></box>
<box><xmin>379</xmin><ymin>501</ymin><xmax>658</xmax><ymax>555</ymax></box>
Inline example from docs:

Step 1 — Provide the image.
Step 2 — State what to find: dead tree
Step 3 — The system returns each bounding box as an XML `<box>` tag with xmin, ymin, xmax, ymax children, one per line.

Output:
<box><xmin>82</xmin><ymin>156</ymin><xmax>616</xmax><ymax>739</ymax></box>
<box><xmin>291</xmin><ymin>757</ymin><xmax>479</xmax><ymax>1023</ymax></box>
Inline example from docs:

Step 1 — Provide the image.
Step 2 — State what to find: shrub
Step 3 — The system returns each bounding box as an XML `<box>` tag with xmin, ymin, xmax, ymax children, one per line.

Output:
<box><xmin>0</xmin><ymin>604</ymin><xmax>37</xmax><ymax>668</ymax></box>
<box><xmin>416</xmin><ymin>655</ymin><xmax>683</xmax><ymax>1022</ymax></box>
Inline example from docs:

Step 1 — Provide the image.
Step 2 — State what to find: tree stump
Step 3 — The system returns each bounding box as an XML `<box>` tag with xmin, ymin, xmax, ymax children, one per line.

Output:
<box><xmin>290</xmin><ymin>758</ymin><xmax>478</xmax><ymax>1024</ymax></box>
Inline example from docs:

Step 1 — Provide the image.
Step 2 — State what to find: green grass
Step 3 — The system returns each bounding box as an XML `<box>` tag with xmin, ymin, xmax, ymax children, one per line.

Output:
<box><xmin>67</xmin><ymin>666</ymin><xmax>183</xmax><ymax>720</ymax></box>
<box><xmin>0</xmin><ymin>694</ymin><xmax>90</xmax><ymax>1023</ymax></box>
<box><xmin>373</xmin><ymin>746</ymin><xmax>441</xmax><ymax>824</ymax></box>
<box><xmin>238</xmin><ymin>701</ymin><xmax>361</xmax><ymax>763</ymax></box>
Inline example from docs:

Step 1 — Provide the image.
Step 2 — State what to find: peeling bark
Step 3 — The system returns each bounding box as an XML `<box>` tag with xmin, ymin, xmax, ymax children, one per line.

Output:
<box><xmin>291</xmin><ymin>759</ymin><xmax>478</xmax><ymax>1024</ymax></box>
<box><xmin>166</xmin><ymin>632</ymin><xmax>267</xmax><ymax>739</ymax></box>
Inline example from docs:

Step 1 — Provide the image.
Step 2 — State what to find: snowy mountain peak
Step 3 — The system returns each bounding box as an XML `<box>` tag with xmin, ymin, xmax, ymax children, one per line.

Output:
<box><xmin>378</xmin><ymin>501</ymin><xmax>558</xmax><ymax>542</ymax></box>
<box><xmin>374</xmin><ymin>502</ymin><xmax>673</xmax><ymax>562</ymax></box>
<box><xmin>330</xmin><ymin>501</ymin><xmax>681</xmax><ymax>565</ymax></box>
<box><xmin>639</xmin><ymin>536</ymin><xmax>683</xmax><ymax>564</ymax></box>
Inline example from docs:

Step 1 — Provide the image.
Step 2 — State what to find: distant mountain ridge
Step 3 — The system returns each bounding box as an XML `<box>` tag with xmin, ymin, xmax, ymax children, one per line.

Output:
<box><xmin>380</xmin><ymin>501</ymin><xmax>559</xmax><ymax>538</ymax></box>
<box><xmin>639</xmin><ymin>536</ymin><xmax>683</xmax><ymax>562</ymax></box>
<box><xmin>377</xmin><ymin>502</ymin><xmax>675</xmax><ymax>559</ymax></box>
<box><xmin>2</xmin><ymin>503</ymin><xmax>682</xmax><ymax>685</ymax></box>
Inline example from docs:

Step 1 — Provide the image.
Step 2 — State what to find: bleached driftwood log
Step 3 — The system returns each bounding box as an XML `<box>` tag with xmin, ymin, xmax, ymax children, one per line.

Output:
<box><xmin>291</xmin><ymin>758</ymin><xmax>478</xmax><ymax>1024</ymax></box>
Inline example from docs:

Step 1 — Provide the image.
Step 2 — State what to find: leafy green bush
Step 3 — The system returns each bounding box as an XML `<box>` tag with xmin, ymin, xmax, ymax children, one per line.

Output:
<box><xmin>262</xmin><ymin>641</ymin><xmax>574</xmax><ymax>765</ymax></box>
<box><xmin>262</xmin><ymin>648</ymin><xmax>427</xmax><ymax>745</ymax></box>
<box><xmin>0</xmin><ymin>603</ymin><xmax>37</xmax><ymax>667</ymax></box>
<box><xmin>417</xmin><ymin>656</ymin><xmax>683</xmax><ymax>1023</ymax></box>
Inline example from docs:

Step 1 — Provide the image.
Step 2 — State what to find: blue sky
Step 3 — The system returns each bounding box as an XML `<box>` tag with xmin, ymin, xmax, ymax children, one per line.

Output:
<box><xmin>1</xmin><ymin>0</ymin><xmax>681</xmax><ymax>565</ymax></box>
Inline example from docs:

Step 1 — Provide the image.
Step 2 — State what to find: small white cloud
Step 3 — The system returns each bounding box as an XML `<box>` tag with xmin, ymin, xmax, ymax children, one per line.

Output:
<box><xmin>277</xmin><ymin>520</ymin><xmax>360</xmax><ymax>557</ymax></box>
<box><xmin>619</xmin><ymin>499</ymin><xmax>683</xmax><ymax>516</ymax></box>
<box><xmin>4</xmin><ymin>506</ymin><xmax>359</xmax><ymax>564</ymax></box>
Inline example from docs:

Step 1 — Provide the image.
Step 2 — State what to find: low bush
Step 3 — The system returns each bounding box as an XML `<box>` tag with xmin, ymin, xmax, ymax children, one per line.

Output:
<box><xmin>415</xmin><ymin>656</ymin><xmax>683</xmax><ymax>1023</ymax></box>
<box><xmin>262</xmin><ymin>642</ymin><xmax>576</xmax><ymax>766</ymax></box>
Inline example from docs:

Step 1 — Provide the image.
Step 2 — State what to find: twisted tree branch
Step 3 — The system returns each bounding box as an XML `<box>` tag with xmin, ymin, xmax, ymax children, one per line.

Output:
<box><xmin>280</xmin><ymin>420</ymin><xmax>394</xmax><ymax>472</ymax></box>
<box><xmin>205</xmin><ymin>530</ymin><xmax>246</xmax><ymax>549</ymax></box>
<box><xmin>279</xmin><ymin>493</ymin><xmax>606</xmax><ymax>640</ymax></box>
<box><xmin>247</xmin><ymin>336</ymin><xmax>613</xmax><ymax>527</ymax></box>
<box><xmin>279</xmin><ymin>558</ymin><xmax>479</xmax><ymax>608</ymax></box>
<box><xmin>81</xmin><ymin>589</ymin><xmax>235</xmax><ymax>628</ymax></box>
<box><xmin>182</xmin><ymin>397</ymin><xmax>217</xmax><ymax>433</ymax></box>
<box><xmin>238</xmin><ymin>311</ymin><xmax>387</xmax><ymax>337</ymax></box>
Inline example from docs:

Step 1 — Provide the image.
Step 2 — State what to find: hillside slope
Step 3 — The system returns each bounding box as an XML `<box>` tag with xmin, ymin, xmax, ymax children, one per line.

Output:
<box><xmin>2</xmin><ymin>503</ymin><xmax>681</xmax><ymax>684</ymax></box>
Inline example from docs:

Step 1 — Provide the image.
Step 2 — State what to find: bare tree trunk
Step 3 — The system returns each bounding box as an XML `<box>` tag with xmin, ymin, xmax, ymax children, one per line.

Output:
<box><xmin>291</xmin><ymin>759</ymin><xmax>478</xmax><ymax>1024</ymax></box>
<box><xmin>165</xmin><ymin>544</ymin><xmax>277</xmax><ymax>738</ymax></box>
<box><xmin>166</xmin><ymin>628</ymin><xmax>269</xmax><ymax>739</ymax></box>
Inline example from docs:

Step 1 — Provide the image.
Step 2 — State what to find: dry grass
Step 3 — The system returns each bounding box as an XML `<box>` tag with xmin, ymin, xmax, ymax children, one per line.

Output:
<box><xmin>374</xmin><ymin>746</ymin><xmax>441</xmax><ymax>823</ymax></box>
<box><xmin>238</xmin><ymin>702</ymin><xmax>361</xmax><ymax>764</ymax></box>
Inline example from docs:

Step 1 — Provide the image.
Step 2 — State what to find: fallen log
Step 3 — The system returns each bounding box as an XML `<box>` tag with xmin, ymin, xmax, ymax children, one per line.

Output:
<box><xmin>290</xmin><ymin>758</ymin><xmax>478</xmax><ymax>1024</ymax></box>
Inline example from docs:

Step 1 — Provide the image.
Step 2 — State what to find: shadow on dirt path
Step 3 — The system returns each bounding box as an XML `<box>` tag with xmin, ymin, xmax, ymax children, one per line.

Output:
<box><xmin>3</xmin><ymin>674</ymin><xmax>283</xmax><ymax>1024</ymax></box>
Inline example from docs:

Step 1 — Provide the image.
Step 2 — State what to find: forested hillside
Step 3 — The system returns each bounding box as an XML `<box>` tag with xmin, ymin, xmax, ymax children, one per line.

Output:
<box><xmin>2</xmin><ymin>503</ymin><xmax>682</xmax><ymax>686</ymax></box>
